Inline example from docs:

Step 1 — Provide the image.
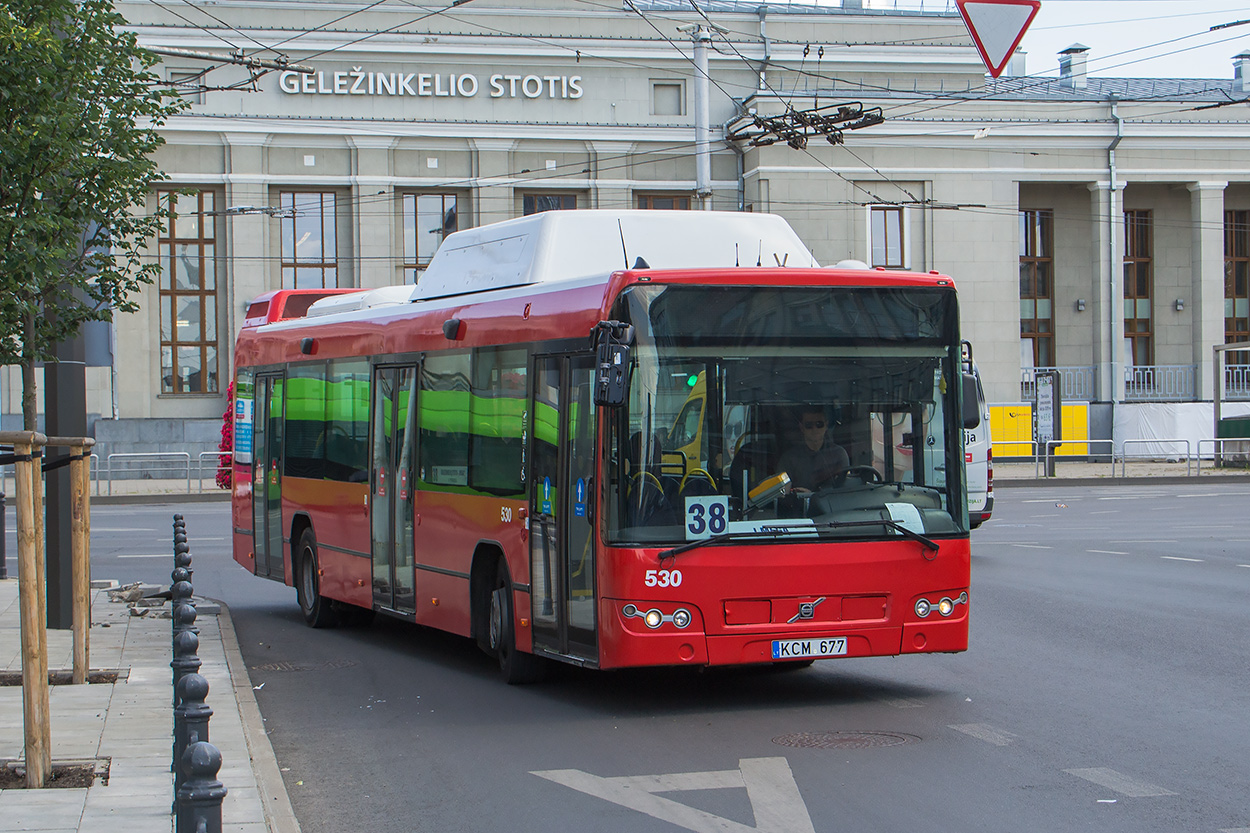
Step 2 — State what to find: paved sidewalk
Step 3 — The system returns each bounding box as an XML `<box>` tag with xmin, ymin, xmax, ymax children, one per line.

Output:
<box><xmin>0</xmin><ymin>581</ymin><xmax>298</xmax><ymax>833</ymax></box>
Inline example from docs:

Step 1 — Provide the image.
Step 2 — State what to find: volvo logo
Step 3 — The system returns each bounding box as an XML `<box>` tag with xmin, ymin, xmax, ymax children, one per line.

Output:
<box><xmin>787</xmin><ymin>597</ymin><xmax>827</xmax><ymax>624</ymax></box>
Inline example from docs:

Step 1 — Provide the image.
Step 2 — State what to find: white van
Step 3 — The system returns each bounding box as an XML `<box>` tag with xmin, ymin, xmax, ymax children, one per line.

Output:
<box><xmin>962</xmin><ymin>342</ymin><xmax>993</xmax><ymax>529</ymax></box>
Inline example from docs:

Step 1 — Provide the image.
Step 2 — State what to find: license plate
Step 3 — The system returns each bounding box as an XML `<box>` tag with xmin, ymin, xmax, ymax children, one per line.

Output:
<box><xmin>771</xmin><ymin>637</ymin><xmax>847</xmax><ymax>660</ymax></box>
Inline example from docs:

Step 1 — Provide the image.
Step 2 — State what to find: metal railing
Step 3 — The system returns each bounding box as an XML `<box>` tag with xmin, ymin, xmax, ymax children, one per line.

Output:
<box><xmin>1225</xmin><ymin>363</ymin><xmax>1250</xmax><ymax>400</ymax></box>
<box><xmin>104</xmin><ymin>452</ymin><xmax>191</xmax><ymax>496</ymax></box>
<box><xmin>1034</xmin><ymin>439</ymin><xmax>1115</xmax><ymax>478</ymax></box>
<box><xmin>196</xmin><ymin>451</ymin><xmax>230</xmax><ymax>493</ymax></box>
<box><xmin>1123</xmin><ymin>365</ymin><xmax>1196</xmax><ymax>402</ymax></box>
<box><xmin>1197</xmin><ymin>438</ymin><xmax>1250</xmax><ymax>473</ymax></box>
<box><xmin>1116</xmin><ymin>438</ymin><xmax>1191</xmax><ymax>477</ymax></box>
<box><xmin>1019</xmin><ymin>366</ymin><xmax>1096</xmax><ymax>402</ymax></box>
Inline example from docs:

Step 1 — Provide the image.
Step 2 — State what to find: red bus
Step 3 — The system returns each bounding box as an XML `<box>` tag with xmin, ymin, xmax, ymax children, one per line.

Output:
<box><xmin>230</xmin><ymin>210</ymin><xmax>972</xmax><ymax>683</ymax></box>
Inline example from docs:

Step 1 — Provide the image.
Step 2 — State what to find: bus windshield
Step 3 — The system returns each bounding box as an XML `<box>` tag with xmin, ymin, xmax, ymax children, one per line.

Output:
<box><xmin>605</xmin><ymin>283</ymin><xmax>966</xmax><ymax>545</ymax></box>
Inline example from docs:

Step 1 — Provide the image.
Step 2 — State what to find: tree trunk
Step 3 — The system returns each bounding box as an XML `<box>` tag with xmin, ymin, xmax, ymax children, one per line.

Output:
<box><xmin>22</xmin><ymin>313</ymin><xmax>37</xmax><ymax>432</ymax></box>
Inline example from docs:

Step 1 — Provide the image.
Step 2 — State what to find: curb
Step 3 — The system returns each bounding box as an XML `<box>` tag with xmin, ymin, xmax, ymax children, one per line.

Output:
<box><xmin>89</xmin><ymin>491</ymin><xmax>232</xmax><ymax>506</ymax></box>
<box><xmin>215</xmin><ymin>599</ymin><xmax>302</xmax><ymax>833</ymax></box>
<box><xmin>995</xmin><ymin>473</ymin><xmax>1250</xmax><ymax>488</ymax></box>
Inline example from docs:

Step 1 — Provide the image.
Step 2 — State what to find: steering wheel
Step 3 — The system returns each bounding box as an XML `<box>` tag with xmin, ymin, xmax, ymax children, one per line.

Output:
<box><xmin>831</xmin><ymin>465</ymin><xmax>883</xmax><ymax>488</ymax></box>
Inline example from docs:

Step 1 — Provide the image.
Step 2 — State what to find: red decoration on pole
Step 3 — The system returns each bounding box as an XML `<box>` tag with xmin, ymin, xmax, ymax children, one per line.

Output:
<box><xmin>215</xmin><ymin>382</ymin><xmax>234</xmax><ymax>490</ymax></box>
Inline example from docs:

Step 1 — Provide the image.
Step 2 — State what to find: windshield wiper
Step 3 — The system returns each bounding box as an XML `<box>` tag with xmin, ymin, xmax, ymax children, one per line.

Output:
<box><xmin>815</xmin><ymin>519</ymin><xmax>940</xmax><ymax>555</ymax></box>
<box><xmin>655</xmin><ymin>518</ymin><xmax>940</xmax><ymax>562</ymax></box>
<box><xmin>656</xmin><ymin>528</ymin><xmax>812</xmax><ymax>562</ymax></box>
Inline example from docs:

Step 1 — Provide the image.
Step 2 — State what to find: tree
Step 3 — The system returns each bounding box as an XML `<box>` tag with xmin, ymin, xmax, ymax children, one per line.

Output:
<box><xmin>0</xmin><ymin>0</ymin><xmax>183</xmax><ymax>429</ymax></box>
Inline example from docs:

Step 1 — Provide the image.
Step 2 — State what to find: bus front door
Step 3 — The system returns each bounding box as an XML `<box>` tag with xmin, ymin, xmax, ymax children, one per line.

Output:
<box><xmin>370</xmin><ymin>365</ymin><xmax>418</xmax><ymax>615</ymax></box>
<box><xmin>530</xmin><ymin>355</ymin><xmax>598</xmax><ymax>662</ymax></box>
<box><xmin>251</xmin><ymin>373</ymin><xmax>285</xmax><ymax>580</ymax></box>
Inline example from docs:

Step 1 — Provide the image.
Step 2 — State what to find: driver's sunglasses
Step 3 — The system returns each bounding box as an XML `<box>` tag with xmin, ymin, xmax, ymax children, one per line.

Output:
<box><xmin>802</xmin><ymin>420</ymin><xmax>826</xmax><ymax>429</ymax></box>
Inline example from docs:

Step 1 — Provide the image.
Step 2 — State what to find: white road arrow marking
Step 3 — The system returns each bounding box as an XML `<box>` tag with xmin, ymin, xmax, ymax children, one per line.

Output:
<box><xmin>532</xmin><ymin>756</ymin><xmax>816</xmax><ymax>833</ymax></box>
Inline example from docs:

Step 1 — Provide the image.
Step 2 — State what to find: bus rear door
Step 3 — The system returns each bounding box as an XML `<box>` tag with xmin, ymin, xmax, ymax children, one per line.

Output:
<box><xmin>529</xmin><ymin>354</ymin><xmax>598</xmax><ymax>663</ymax></box>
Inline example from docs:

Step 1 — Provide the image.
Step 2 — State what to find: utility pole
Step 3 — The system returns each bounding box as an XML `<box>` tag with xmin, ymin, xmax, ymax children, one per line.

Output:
<box><xmin>680</xmin><ymin>24</ymin><xmax>717</xmax><ymax>209</ymax></box>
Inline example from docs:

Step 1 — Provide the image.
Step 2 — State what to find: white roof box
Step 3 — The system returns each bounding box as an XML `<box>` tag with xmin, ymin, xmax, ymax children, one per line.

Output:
<box><xmin>306</xmin><ymin>285</ymin><xmax>416</xmax><ymax>318</ymax></box>
<box><xmin>413</xmin><ymin>210</ymin><xmax>817</xmax><ymax>301</ymax></box>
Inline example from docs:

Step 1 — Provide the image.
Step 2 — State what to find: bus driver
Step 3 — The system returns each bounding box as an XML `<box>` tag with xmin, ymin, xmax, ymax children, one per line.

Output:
<box><xmin>778</xmin><ymin>406</ymin><xmax>849</xmax><ymax>493</ymax></box>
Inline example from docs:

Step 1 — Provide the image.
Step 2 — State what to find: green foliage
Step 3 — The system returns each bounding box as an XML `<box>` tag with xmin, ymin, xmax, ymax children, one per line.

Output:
<box><xmin>0</xmin><ymin>0</ymin><xmax>184</xmax><ymax>423</ymax></box>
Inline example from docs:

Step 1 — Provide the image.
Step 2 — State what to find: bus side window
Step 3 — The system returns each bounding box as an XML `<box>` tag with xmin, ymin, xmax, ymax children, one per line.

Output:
<box><xmin>326</xmin><ymin>359</ymin><xmax>370</xmax><ymax>483</ymax></box>
<box><xmin>418</xmin><ymin>352</ymin><xmax>471</xmax><ymax>489</ymax></box>
<box><xmin>469</xmin><ymin>347</ymin><xmax>527</xmax><ymax>497</ymax></box>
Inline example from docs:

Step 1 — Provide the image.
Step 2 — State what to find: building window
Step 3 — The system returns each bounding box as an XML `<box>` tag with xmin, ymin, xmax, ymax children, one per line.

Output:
<box><xmin>637</xmin><ymin>194</ymin><xmax>691</xmax><ymax>210</ymax></box>
<box><xmin>280</xmin><ymin>191</ymin><xmax>338</xmax><ymax>289</ymax></box>
<box><xmin>869</xmin><ymin>206</ymin><xmax>905</xmax><ymax>268</ymax></box>
<box><xmin>402</xmin><ymin>193</ymin><xmax>458</xmax><ymax>283</ymax></box>
<box><xmin>1019</xmin><ymin>209</ymin><xmax>1054</xmax><ymax>368</ymax></box>
<box><xmin>522</xmin><ymin>193</ymin><xmax>577</xmax><ymax>215</ymax></box>
<box><xmin>1123</xmin><ymin>209</ymin><xmax>1154</xmax><ymax>367</ymax></box>
<box><xmin>651</xmin><ymin>81</ymin><xmax>685</xmax><ymax>116</ymax></box>
<box><xmin>1225</xmin><ymin>210</ymin><xmax>1250</xmax><ymax>362</ymax></box>
<box><xmin>157</xmin><ymin>189</ymin><xmax>218</xmax><ymax>394</ymax></box>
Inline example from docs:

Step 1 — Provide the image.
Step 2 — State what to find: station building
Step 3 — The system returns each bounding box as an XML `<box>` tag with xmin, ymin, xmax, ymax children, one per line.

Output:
<box><xmin>9</xmin><ymin>0</ymin><xmax>1250</xmax><ymax>465</ymax></box>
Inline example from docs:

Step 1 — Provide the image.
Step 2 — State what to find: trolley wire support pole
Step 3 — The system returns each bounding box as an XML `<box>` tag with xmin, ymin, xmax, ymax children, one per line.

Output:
<box><xmin>0</xmin><ymin>488</ymin><xmax>7</xmax><ymax>581</ymax></box>
<box><xmin>3</xmin><ymin>431</ymin><xmax>51</xmax><ymax>788</ymax></box>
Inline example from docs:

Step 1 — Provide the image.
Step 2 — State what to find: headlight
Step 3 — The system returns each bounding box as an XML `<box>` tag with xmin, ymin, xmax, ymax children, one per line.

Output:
<box><xmin>622</xmin><ymin>604</ymin><xmax>694</xmax><ymax>629</ymax></box>
<box><xmin>915</xmin><ymin>592</ymin><xmax>968</xmax><ymax>619</ymax></box>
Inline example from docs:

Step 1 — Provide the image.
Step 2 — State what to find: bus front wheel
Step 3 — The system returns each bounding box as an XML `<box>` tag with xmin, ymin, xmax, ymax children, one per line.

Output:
<box><xmin>296</xmin><ymin>528</ymin><xmax>339</xmax><ymax>629</ymax></box>
<box><xmin>489</xmin><ymin>559</ymin><xmax>546</xmax><ymax>685</ymax></box>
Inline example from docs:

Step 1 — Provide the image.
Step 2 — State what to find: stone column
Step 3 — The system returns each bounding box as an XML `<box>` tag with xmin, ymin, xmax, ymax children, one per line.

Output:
<box><xmin>350</xmin><ymin>137</ymin><xmax>398</xmax><ymax>289</ymax></box>
<box><xmin>1089</xmin><ymin>181</ymin><xmax>1126</xmax><ymax>403</ymax></box>
<box><xmin>590</xmin><ymin>141</ymin><xmax>634</xmax><ymax>211</ymax></box>
<box><xmin>470</xmin><ymin>139</ymin><xmax>517</xmax><ymax>227</ymax></box>
<box><xmin>1188</xmin><ymin>181</ymin><xmax>1227</xmax><ymax>401</ymax></box>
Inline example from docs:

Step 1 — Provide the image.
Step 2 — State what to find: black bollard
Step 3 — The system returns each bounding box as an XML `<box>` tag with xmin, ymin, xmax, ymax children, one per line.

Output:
<box><xmin>177</xmin><ymin>741</ymin><xmax>227</xmax><ymax>833</ymax></box>
<box><xmin>171</xmin><ymin>630</ymin><xmax>202</xmax><ymax>708</ymax></box>
<box><xmin>172</xmin><ymin>600</ymin><xmax>199</xmax><ymax>645</ymax></box>
<box><xmin>171</xmin><ymin>566</ymin><xmax>192</xmax><ymax>588</ymax></box>
<box><xmin>174</xmin><ymin>541</ymin><xmax>192</xmax><ymax>570</ymax></box>
<box><xmin>173</xmin><ymin>672</ymin><xmax>212</xmax><ymax>790</ymax></box>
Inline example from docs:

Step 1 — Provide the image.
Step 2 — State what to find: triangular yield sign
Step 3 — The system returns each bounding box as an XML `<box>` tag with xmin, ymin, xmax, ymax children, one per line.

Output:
<box><xmin>956</xmin><ymin>0</ymin><xmax>1040</xmax><ymax>78</ymax></box>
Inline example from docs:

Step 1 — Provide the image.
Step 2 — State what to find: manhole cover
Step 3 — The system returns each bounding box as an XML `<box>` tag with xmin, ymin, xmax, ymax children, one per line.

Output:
<box><xmin>772</xmin><ymin>731</ymin><xmax>919</xmax><ymax>750</ymax></box>
<box><xmin>250</xmin><ymin>661</ymin><xmax>313</xmax><ymax>672</ymax></box>
<box><xmin>249</xmin><ymin>659</ymin><xmax>359</xmax><ymax>672</ymax></box>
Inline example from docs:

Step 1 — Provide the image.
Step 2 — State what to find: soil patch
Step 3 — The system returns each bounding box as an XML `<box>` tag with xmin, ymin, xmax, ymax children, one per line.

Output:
<box><xmin>0</xmin><ymin>760</ymin><xmax>108</xmax><ymax>789</ymax></box>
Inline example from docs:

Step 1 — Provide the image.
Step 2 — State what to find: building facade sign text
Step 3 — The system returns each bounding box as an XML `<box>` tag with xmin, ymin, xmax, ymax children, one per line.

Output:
<box><xmin>278</xmin><ymin>69</ymin><xmax>584</xmax><ymax>99</ymax></box>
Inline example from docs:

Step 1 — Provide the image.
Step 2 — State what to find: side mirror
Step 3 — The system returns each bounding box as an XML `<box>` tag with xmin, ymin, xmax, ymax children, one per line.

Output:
<box><xmin>592</xmin><ymin>321</ymin><xmax>634</xmax><ymax>407</ymax></box>
<box><xmin>961</xmin><ymin>373</ymin><xmax>981</xmax><ymax>429</ymax></box>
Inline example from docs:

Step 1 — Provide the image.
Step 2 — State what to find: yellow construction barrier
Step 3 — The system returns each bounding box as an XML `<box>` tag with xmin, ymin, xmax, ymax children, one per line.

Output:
<box><xmin>990</xmin><ymin>402</ymin><xmax>1090</xmax><ymax>458</ymax></box>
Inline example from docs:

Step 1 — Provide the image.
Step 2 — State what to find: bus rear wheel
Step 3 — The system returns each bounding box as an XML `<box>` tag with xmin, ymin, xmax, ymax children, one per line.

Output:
<box><xmin>489</xmin><ymin>559</ymin><xmax>546</xmax><ymax>685</ymax></box>
<box><xmin>296</xmin><ymin>528</ymin><xmax>339</xmax><ymax>629</ymax></box>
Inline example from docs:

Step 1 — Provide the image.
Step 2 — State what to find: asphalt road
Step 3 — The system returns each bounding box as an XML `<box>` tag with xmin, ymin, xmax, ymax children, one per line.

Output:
<box><xmin>12</xmin><ymin>484</ymin><xmax>1250</xmax><ymax>833</ymax></box>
